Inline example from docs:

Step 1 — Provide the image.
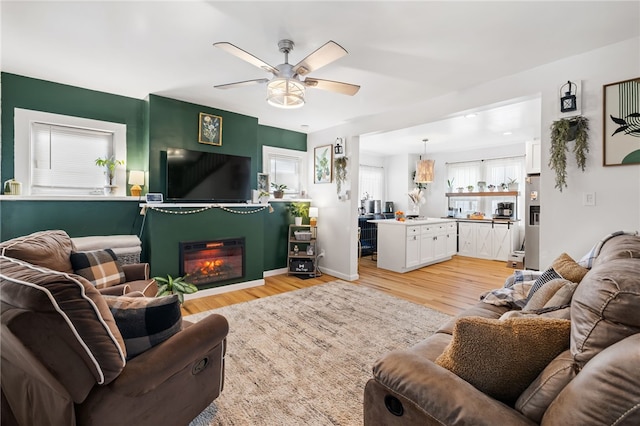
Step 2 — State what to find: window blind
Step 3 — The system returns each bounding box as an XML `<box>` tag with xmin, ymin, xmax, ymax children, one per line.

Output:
<box><xmin>359</xmin><ymin>165</ymin><xmax>384</xmax><ymax>200</ymax></box>
<box><xmin>31</xmin><ymin>122</ymin><xmax>113</xmax><ymax>193</ymax></box>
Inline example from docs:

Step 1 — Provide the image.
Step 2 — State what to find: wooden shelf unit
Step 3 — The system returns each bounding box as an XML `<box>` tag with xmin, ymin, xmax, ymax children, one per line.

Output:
<box><xmin>446</xmin><ymin>191</ymin><xmax>520</xmax><ymax>220</ymax></box>
<box><xmin>287</xmin><ymin>224</ymin><xmax>318</xmax><ymax>276</ymax></box>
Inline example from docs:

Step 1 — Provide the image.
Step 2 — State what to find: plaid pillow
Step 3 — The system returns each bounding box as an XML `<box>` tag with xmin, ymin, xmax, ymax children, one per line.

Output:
<box><xmin>103</xmin><ymin>294</ymin><xmax>182</xmax><ymax>359</ymax></box>
<box><xmin>71</xmin><ymin>249</ymin><xmax>126</xmax><ymax>288</ymax></box>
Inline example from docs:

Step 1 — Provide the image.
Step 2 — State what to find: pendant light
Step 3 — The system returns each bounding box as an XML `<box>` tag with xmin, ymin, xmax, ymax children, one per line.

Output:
<box><xmin>415</xmin><ymin>139</ymin><xmax>434</xmax><ymax>183</ymax></box>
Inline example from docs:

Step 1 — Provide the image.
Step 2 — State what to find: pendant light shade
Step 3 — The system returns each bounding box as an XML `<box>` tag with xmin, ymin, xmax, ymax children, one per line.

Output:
<box><xmin>414</xmin><ymin>139</ymin><xmax>434</xmax><ymax>183</ymax></box>
<box><xmin>267</xmin><ymin>77</ymin><xmax>305</xmax><ymax>108</ymax></box>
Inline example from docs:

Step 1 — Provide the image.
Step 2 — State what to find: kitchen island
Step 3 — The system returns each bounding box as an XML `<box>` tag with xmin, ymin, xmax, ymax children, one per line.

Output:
<box><xmin>368</xmin><ymin>218</ymin><xmax>457</xmax><ymax>273</ymax></box>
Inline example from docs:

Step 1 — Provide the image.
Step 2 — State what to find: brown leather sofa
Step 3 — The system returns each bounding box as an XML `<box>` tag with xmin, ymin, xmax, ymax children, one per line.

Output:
<box><xmin>1</xmin><ymin>230</ymin><xmax>229</xmax><ymax>425</ymax></box>
<box><xmin>364</xmin><ymin>233</ymin><xmax>640</xmax><ymax>425</ymax></box>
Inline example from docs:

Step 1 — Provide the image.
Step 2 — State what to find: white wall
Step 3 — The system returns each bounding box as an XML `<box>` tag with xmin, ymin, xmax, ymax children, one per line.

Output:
<box><xmin>308</xmin><ymin>37</ymin><xmax>640</xmax><ymax>279</ymax></box>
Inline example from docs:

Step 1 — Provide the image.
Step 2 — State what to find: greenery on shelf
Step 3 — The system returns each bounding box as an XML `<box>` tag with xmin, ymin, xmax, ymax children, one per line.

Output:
<box><xmin>287</xmin><ymin>202</ymin><xmax>309</xmax><ymax>218</ymax></box>
<box><xmin>154</xmin><ymin>274</ymin><xmax>198</xmax><ymax>304</ymax></box>
<box><xmin>549</xmin><ymin>116</ymin><xmax>590</xmax><ymax>192</ymax></box>
<box><xmin>271</xmin><ymin>182</ymin><xmax>287</xmax><ymax>198</ymax></box>
<box><xmin>95</xmin><ymin>156</ymin><xmax>124</xmax><ymax>186</ymax></box>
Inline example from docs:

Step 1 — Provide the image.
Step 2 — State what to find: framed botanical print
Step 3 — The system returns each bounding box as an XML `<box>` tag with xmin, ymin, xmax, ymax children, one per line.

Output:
<box><xmin>198</xmin><ymin>112</ymin><xmax>222</xmax><ymax>146</ymax></box>
<box><xmin>314</xmin><ymin>144</ymin><xmax>333</xmax><ymax>183</ymax></box>
<box><xmin>603</xmin><ymin>77</ymin><xmax>640</xmax><ymax>166</ymax></box>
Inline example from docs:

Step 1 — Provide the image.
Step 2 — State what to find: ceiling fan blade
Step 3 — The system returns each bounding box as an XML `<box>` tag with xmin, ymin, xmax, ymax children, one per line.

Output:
<box><xmin>303</xmin><ymin>78</ymin><xmax>360</xmax><ymax>96</ymax></box>
<box><xmin>292</xmin><ymin>41</ymin><xmax>348</xmax><ymax>76</ymax></box>
<box><xmin>213</xmin><ymin>42</ymin><xmax>278</xmax><ymax>74</ymax></box>
<box><xmin>214</xmin><ymin>78</ymin><xmax>269</xmax><ymax>90</ymax></box>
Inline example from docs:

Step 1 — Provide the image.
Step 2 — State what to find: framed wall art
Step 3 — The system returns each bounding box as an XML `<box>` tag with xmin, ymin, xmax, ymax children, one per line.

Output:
<box><xmin>314</xmin><ymin>144</ymin><xmax>333</xmax><ymax>183</ymax></box>
<box><xmin>257</xmin><ymin>173</ymin><xmax>269</xmax><ymax>193</ymax></box>
<box><xmin>198</xmin><ymin>112</ymin><xmax>222</xmax><ymax>146</ymax></box>
<box><xmin>603</xmin><ymin>77</ymin><xmax>640</xmax><ymax>166</ymax></box>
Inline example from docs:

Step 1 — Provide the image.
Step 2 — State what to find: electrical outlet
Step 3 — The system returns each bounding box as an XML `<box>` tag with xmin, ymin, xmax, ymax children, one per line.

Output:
<box><xmin>583</xmin><ymin>192</ymin><xmax>596</xmax><ymax>206</ymax></box>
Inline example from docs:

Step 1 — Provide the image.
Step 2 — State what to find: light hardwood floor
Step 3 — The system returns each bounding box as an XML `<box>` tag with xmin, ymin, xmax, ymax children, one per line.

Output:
<box><xmin>181</xmin><ymin>255</ymin><xmax>514</xmax><ymax>317</ymax></box>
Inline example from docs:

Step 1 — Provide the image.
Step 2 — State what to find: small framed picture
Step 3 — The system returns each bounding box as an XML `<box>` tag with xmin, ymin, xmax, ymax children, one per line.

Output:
<box><xmin>198</xmin><ymin>112</ymin><xmax>222</xmax><ymax>146</ymax></box>
<box><xmin>314</xmin><ymin>144</ymin><xmax>333</xmax><ymax>184</ymax></box>
<box><xmin>257</xmin><ymin>173</ymin><xmax>269</xmax><ymax>193</ymax></box>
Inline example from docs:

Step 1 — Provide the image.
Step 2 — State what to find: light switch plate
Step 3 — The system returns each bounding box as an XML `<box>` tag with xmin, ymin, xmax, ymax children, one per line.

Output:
<box><xmin>583</xmin><ymin>192</ymin><xmax>596</xmax><ymax>206</ymax></box>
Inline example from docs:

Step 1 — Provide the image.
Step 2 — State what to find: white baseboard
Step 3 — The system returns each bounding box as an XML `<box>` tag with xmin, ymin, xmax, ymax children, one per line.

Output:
<box><xmin>318</xmin><ymin>267</ymin><xmax>358</xmax><ymax>282</ymax></box>
<box><xmin>263</xmin><ymin>268</ymin><xmax>288</xmax><ymax>277</ymax></box>
<box><xmin>184</xmin><ymin>278</ymin><xmax>265</xmax><ymax>300</ymax></box>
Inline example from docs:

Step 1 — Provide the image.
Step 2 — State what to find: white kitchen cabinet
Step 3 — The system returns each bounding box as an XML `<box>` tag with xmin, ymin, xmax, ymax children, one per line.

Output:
<box><xmin>445</xmin><ymin>223</ymin><xmax>457</xmax><ymax>256</ymax></box>
<box><xmin>371</xmin><ymin>219</ymin><xmax>457</xmax><ymax>273</ymax></box>
<box><xmin>526</xmin><ymin>140</ymin><xmax>541</xmax><ymax>175</ymax></box>
<box><xmin>457</xmin><ymin>221</ymin><xmax>519</xmax><ymax>261</ymax></box>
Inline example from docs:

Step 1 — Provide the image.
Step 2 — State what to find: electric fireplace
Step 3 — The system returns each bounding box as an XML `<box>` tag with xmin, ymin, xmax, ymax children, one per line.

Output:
<box><xmin>179</xmin><ymin>238</ymin><xmax>245</xmax><ymax>287</ymax></box>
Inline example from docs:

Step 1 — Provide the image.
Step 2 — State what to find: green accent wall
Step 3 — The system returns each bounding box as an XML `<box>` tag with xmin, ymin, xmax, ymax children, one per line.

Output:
<box><xmin>1</xmin><ymin>73</ymin><xmax>147</xmax><ymax>181</ymax></box>
<box><xmin>1</xmin><ymin>200</ymin><xmax>142</xmax><ymax>241</ymax></box>
<box><xmin>1</xmin><ymin>73</ymin><xmax>307</xmax><ymax>281</ymax></box>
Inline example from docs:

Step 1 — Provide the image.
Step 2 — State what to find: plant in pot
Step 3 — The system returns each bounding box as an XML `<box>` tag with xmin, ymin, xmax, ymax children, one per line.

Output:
<box><xmin>488</xmin><ymin>184</ymin><xmax>496</xmax><ymax>192</ymax></box>
<box><xmin>95</xmin><ymin>156</ymin><xmax>124</xmax><ymax>195</ymax></box>
<box><xmin>154</xmin><ymin>274</ymin><xmax>198</xmax><ymax>304</ymax></box>
<box><xmin>447</xmin><ymin>178</ymin><xmax>455</xmax><ymax>193</ymax></box>
<box><xmin>334</xmin><ymin>157</ymin><xmax>348</xmax><ymax>194</ymax></box>
<box><xmin>271</xmin><ymin>182</ymin><xmax>287</xmax><ymax>199</ymax></box>
<box><xmin>466</xmin><ymin>185</ymin><xmax>474</xmax><ymax>192</ymax></box>
<box><xmin>549</xmin><ymin>116</ymin><xmax>590</xmax><ymax>192</ymax></box>
<box><xmin>507</xmin><ymin>178</ymin><xmax>519</xmax><ymax>191</ymax></box>
<box><xmin>287</xmin><ymin>202</ymin><xmax>309</xmax><ymax>225</ymax></box>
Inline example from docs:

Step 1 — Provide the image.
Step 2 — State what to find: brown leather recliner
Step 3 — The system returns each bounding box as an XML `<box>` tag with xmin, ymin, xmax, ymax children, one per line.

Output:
<box><xmin>0</xmin><ymin>230</ymin><xmax>157</xmax><ymax>297</ymax></box>
<box><xmin>364</xmin><ymin>234</ymin><xmax>640</xmax><ymax>425</ymax></box>
<box><xmin>0</xmin><ymin>231</ymin><xmax>229</xmax><ymax>426</ymax></box>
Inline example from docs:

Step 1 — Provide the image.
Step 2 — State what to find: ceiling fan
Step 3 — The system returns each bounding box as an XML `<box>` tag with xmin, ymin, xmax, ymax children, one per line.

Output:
<box><xmin>213</xmin><ymin>39</ymin><xmax>360</xmax><ymax>109</ymax></box>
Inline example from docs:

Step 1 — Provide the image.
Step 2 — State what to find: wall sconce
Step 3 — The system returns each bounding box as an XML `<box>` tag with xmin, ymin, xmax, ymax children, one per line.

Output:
<box><xmin>414</xmin><ymin>139</ymin><xmax>434</xmax><ymax>184</ymax></box>
<box><xmin>128</xmin><ymin>170</ymin><xmax>145</xmax><ymax>196</ymax></box>
<box><xmin>334</xmin><ymin>138</ymin><xmax>344</xmax><ymax>155</ymax></box>
<box><xmin>309</xmin><ymin>207</ymin><xmax>319</xmax><ymax>226</ymax></box>
<box><xmin>560</xmin><ymin>80</ymin><xmax>577</xmax><ymax>113</ymax></box>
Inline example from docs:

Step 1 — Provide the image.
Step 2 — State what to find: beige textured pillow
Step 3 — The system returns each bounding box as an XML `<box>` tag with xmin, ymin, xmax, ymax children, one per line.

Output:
<box><xmin>552</xmin><ymin>253</ymin><xmax>589</xmax><ymax>283</ymax></box>
<box><xmin>435</xmin><ymin>316</ymin><xmax>571</xmax><ymax>405</ymax></box>
<box><xmin>524</xmin><ymin>278</ymin><xmax>572</xmax><ymax>311</ymax></box>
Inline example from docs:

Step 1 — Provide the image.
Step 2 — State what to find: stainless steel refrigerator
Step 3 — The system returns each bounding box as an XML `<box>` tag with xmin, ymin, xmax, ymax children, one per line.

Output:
<box><xmin>524</xmin><ymin>175</ymin><xmax>540</xmax><ymax>270</ymax></box>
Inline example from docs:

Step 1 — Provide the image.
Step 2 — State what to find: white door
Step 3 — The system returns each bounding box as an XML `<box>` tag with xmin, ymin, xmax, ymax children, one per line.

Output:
<box><xmin>406</xmin><ymin>235</ymin><xmax>420</xmax><ymax>268</ymax></box>
<box><xmin>420</xmin><ymin>228</ymin><xmax>435</xmax><ymax>264</ymax></box>
<box><xmin>475</xmin><ymin>223</ymin><xmax>493</xmax><ymax>259</ymax></box>
<box><xmin>458</xmin><ymin>223</ymin><xmax>475</xmax><ymax>256</ymax></box>
<box><xmin>492</xmin><ymin>224</ymin><xmax>512</xmax><ymax>260</ymax></box>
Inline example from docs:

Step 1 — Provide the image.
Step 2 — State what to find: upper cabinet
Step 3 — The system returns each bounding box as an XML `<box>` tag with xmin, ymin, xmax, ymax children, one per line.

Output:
<box><xmin>526</xmin><ymin>140</ymin><xmax>541</xmax><ymax>175</ymax></box>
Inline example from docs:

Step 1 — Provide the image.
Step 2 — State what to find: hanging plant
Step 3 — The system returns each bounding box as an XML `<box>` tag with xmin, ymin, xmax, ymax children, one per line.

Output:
<box><xmin>549</xmin><ymin>116</ymin><xmax>589</xmax><ymax>192</ymax></box>
<box><xmin>334</xmin><ymin>156</ymin><xmax>348</xmax><ymax>194</ymax></box>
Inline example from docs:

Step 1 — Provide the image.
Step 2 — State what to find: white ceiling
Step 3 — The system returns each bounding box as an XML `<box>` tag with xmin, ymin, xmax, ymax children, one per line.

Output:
<box><xmin>2</xmin><ymin>1</ymin><xmax>638</xmax><ymax>155</ymax></box>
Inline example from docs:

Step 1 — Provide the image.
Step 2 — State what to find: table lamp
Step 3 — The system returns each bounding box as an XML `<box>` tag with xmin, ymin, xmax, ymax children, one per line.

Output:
<box><xmin>129</xmin><ymin>171</ymin><xmax>145</xmax><ymax>197</ymax></box>
<box><xmin>309</xmin><ymin>207</ymin><xmax>319</xmax><ymax>226</ymax></box>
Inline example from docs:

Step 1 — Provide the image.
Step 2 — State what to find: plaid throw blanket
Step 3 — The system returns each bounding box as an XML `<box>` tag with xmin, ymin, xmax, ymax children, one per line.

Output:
<box><xmin>577</xmin><ymin>230</ymin><xmax>639</xmax><ymax>268</ymax></box>
<box><xmin>481</xmin><ymin>230</ymin><xmax>638</xmax><ymax>308</ymax></box>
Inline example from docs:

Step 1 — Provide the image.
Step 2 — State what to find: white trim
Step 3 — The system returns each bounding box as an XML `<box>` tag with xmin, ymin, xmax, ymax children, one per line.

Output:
<box><xmin>14</xmin><ymin>108</ymin><xmax>127</xmax><ymax>196</ymax></box>
<box><xmin>0</xmin><ymin>256</ymin><xmax>127</xmax><ymax>383</ymax></box>
<box><xmin>182</xmin><ymin>279</ymin><xmax>264</xmax><ymax>300</ymax></box>
<box><xmin>263</xmin><ymin>268</ymin><xmax>288</xmax><ymax>277</ymax></box>
<box><xmin>262</xmin><ymin>145</ymin><xmax>308</xmax><ymax>196</ymax></box>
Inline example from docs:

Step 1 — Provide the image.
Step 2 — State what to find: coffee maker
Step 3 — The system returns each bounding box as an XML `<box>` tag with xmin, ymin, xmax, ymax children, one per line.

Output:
<box><xmin>495</xmin><ymin>202</ymin><xmax>514</xmax><ymax>219</ymax></box>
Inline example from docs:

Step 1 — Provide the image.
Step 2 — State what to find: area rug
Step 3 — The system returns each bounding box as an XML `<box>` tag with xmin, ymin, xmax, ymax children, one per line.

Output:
<box><xmin>186</xmin><ymin>280</ymin><xmax>452</xmax><ymax>426</ymax></box>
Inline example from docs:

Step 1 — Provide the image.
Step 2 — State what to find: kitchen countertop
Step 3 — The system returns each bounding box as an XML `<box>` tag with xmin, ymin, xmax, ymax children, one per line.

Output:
<box><xmin>367</xmin><ymin>218</ymin><xmax>457</xmax><ymax>225</ymax></box>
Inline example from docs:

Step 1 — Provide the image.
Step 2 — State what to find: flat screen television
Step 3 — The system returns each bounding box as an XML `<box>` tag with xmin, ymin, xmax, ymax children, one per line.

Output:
<box><xmin>165</xmin><ymin>148</ymin><xmax>251</xmax><ymax>203</ymax></box>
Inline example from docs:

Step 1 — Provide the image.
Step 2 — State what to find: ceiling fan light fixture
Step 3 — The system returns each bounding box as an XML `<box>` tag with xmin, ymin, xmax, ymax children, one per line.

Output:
<box><xmin>267</xmin><ymin>77</ymin><xmax>305</xmax><ymax>109</ymax></box>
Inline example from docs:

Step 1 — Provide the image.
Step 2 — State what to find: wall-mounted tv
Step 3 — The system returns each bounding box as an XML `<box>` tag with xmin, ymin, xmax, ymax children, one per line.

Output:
<box><xmin>165</xmin><ymin>148</ymin><xmax>251</xmax><ymax>203</ymax></box>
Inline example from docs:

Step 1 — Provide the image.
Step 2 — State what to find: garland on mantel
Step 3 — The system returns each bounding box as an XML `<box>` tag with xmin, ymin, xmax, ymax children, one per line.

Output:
<box><xmin>146</xmin><ymin>204</ymin><xmax>272</xmax><ymax>215</ymax></box>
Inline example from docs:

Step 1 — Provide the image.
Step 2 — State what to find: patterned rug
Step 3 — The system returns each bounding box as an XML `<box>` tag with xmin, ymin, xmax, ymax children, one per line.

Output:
<box><xmin>186</xmin><ymin>280</ymin><xmax>452</xmax><ymax>426</ymax></box>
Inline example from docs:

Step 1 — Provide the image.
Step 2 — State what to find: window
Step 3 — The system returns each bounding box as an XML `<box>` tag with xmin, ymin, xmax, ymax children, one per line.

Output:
<box><xmin>446</xmin><ymin>157</ymin><xmax>524</xmax><ymax>215</ymax></box>
<box><xmin>262</xmin><ymin>146</ymin><xmax>307</xmax><ymax>196</ymax></box>
<box><xmin>359</xmin><ymin>164</ymin><xmax>385</xmax><ymax>201</ymax></box>
<box><xmin>14</xmin><ymin>108</ymin><xmax>127</xmax><ymax>196</ymax></box>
